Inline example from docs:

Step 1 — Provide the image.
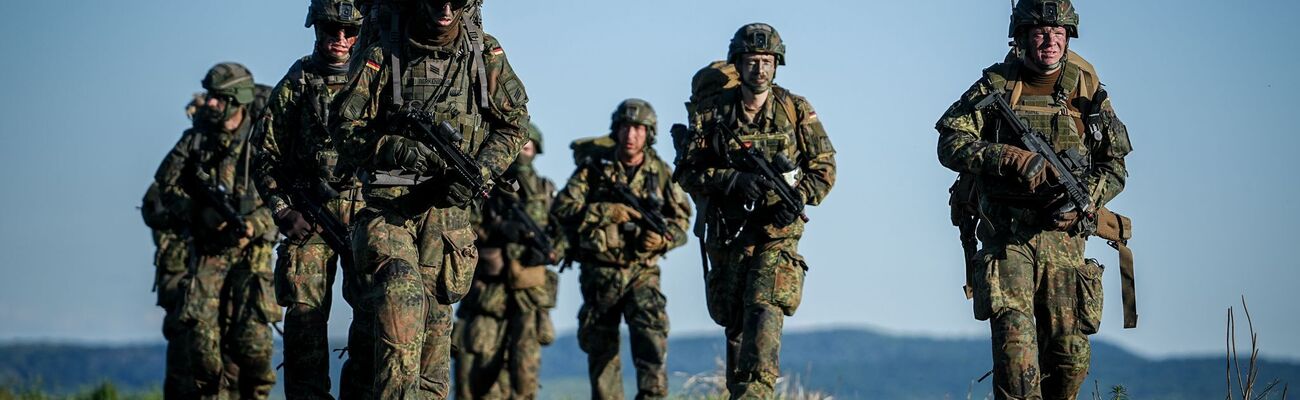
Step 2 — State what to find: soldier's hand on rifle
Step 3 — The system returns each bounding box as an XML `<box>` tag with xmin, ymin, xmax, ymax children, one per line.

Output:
<box><xmin>274</xmin><ymin>208</ymin><xmax>314</xmax><ymax>242</ymax></box>
<box><xmin>727</xmin><ymin>171</ymin><xmax>769</xmax><ymax>202</ymax></box>
<box><xmin>520</xmin><ymin>247</ymin><xmax>551</xmax><ymax>266</ymax></box>
<box><xmin>1000</xmin><ymin>146</ymin><xmax>1057</xmax><ymax>192</ymax></box>
<box><xmin>598</xmin><ymin>203</ymin><xmax>642</xmax><ymax>225</ymax></box>
<box><xmin>771</xmin><ymin>191</ymin><xmax>806</xmax><ymax>227</ymax></box>
<box><xmin>639</xmin><ymin>230</ymin><xmax>668</xmax><ymax>253</ymax></box>
<box><xmin>376</xmin><ymin>136</ymin><xmax>442</xmax><ymax>175</ymax></box>
<box><xmin>1048</xmin><ymin>210</ymin><xmax>1081</xmax><ymax>231</ymax></box>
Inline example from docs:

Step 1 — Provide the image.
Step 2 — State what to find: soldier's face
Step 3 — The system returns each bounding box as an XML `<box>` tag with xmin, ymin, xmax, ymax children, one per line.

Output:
<box><xmin>418</xmin><ymin>1</ymin><xmax>458</xmax><ymax>28</ymax></box>
<box><xmin>520</xmin><ymin>140</ymin><xmax>537</xmax><ymax>159</ymax></box>
<box><xmin>616</xmin><ymin>123</ymin><xmax>648</xmax><ymax>156</ymax></box>
<box><xmin>1025</xmin><ymin>25</ymin><xmax>1069</xmax><ymax>69</ymax></box>
<box><xmin>738</xmin><ymin>53</ymin><xmax>777</xmax><ymax>93</ymax></box>
<box><xmin>316</xmin><ymin>24</ymin><xmax>359</xmax><ymax>63</ymax></box>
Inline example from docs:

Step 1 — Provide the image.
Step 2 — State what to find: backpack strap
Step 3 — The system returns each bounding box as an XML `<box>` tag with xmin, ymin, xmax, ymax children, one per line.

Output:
<box><xmin>463</xmin><ymin>2</ymin><xmax>490</xmax><ymax>110</ymax></box>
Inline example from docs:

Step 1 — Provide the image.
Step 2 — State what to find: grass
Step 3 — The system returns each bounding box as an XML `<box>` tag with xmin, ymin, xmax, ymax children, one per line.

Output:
<box><xmin>0</xmin><ymin>381</ymin><xmax>161</xmax><ymax>400</ymax></box>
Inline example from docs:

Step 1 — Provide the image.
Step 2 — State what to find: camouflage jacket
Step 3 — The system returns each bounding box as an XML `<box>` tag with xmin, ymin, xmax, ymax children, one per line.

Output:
<box><xmin>474</xmin><ymin>161</ymin><xmax>567</xmax><ymax>264</ymax></box>
<box><xmin>676</xmin><ymin>85</ymin><xmax>836</xmax><ymax>240</ymax></box>
<box><xmin>331</xmin><ymin>33</ymin><xmax>530</xmax><ymax>205</ymax></box>
<box><xmin>934</xmin><ymin>50</ymin><xmax>1131</xmax><ymax>224</ymax></box>
<box><xmin>154</xmin><ymin>117</ymin><xmax>276</xmax><ymax>254</ymax></box>
<box><xmin>253</xmin><ymin>54</ymin><xmax>360</xmax><ymax>214</ymax></box>
<box><xmin>553</xmin><ymin>148</ymin><xmax>692</xmax><ymax>266</ymax></box>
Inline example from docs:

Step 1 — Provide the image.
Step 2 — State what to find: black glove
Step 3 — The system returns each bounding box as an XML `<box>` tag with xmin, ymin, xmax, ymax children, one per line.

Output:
<box><xmin>444</xmin><ymin>181</ymin><xmax>477</xmax><ymax>208</ymax></box>
<box><xmin>728</xmin><ymin>172</ymin><xmax>769</xmax><ymax>202</ymax></box>
<box><xmin>377</xmin><ymin>136</ymin><xmax>440</xmax><ymax>175</ymax></box>
<box><xmin>771</xmin><ymin>193</ymin><xmax>806</xmax><ymax>227</ymax></box>
<box><xmin>274</xmin><ymin>208</ymin><xmax>313</xmax><ymax>241</ymax></box>
<box><xmin>519</xmin><ymin>247</ymin><xmax>550</xmax><ymax>266</ymax></box>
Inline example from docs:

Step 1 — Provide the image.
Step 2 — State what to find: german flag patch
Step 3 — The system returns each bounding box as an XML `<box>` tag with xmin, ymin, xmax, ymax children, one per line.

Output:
<box><xmin>489</xmin><ymin>47</ymin><xmax>504</xmax><ymax>56</ymax></box>
<box><xmin>365</xmin><ymin>60</ymin><xmax>381</xmax><ymax>71</ymax></box>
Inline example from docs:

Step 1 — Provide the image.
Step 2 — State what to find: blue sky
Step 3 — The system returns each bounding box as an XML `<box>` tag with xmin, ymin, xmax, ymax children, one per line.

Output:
<box><xmin>1</xmin><ymin>0</ymin><xmax>1298</xmax><ymax>362</ymax></box>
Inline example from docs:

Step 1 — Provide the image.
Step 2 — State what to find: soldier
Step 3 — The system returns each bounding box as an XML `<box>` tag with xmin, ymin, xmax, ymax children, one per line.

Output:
<box><xmin>330</xmin><ymin>0</ymin><xmax>531</xmax><ymax>397</ymax></box>
<box><xmin>552</xmin><ymin>99</ymin><xmax>692</xmax><ymax>400</ymax></box>
<box><xmin>674</xmin><ymin>23</ymin><xmax>837</xmax><ymax>399</ymax></box>
<box><xmin>154</xmin><ymin>62</ymin><xmax>281</xmax><ymax>399</ymax></box>
<box><xmin>141</xmin><ymin>182</ymin><xmax>193</xmax><ymax>399</ymax></box>
<box><xmin>251</xmin><ymin>1</ymin><xmax>363</xmax><ymax>398</ymax></box>
<box><xmin>453</xmin><ymin>123</ymin><xmax>563</xmax><ymax>399</ymax></box>
<box><xmin>934</xmin><ymin>1</ymin><xmax>1132</xmax><ymax>398</ymax></box>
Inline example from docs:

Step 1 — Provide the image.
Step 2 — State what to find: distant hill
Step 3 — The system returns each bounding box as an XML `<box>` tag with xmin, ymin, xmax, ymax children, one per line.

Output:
<box><xmin>2</xmin><ymin>328</ymin><xmax>1296</xmax><ymax>399</ymax></box>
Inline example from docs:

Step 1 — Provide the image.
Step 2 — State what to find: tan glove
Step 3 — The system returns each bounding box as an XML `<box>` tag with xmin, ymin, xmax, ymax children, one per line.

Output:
<box><xmin>1000</xmin><ymin>146</ymin><xmax>1056</xmax><ymax>192</ymax></box>
<box><xmin>640</xmin><ymin>231</ymin><xmax>668</xmax><ymax>253</ymax></box>
<box><xmin>1049</xmin><ymin>210</ymin><xmax>1080</xmax><ymax>231</ymax></box>
<box><xmin>603</xmin><ymin>203</ymin><xmax>642</xmax><ymax>225</ymax></box>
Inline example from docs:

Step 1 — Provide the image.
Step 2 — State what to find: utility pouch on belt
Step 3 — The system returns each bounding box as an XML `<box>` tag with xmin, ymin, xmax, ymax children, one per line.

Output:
<box><xmin>1094</xmin><ymin>207</ymin><xmax>1137</xmax><ymax>329</ymax></box>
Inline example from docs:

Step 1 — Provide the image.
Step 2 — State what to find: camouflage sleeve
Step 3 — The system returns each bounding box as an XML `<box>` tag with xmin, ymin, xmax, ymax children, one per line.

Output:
<box><xmin>1083</xmin><ymin>94</ymin><xmax>1131</xmax><ymax>208</ymax></box>
<box><xmin>792</xmin><ymin>96</ymin><xmax>835</xmax><ymax>206</ymax></box>
<box><xmin>246</xmin><ymin>198</ymin><xmax>277</xmax><ymax>241</ymax></box>
<box><xmin>475</xmin><ymin>34</ymin><xmax>530</xmax><ymax>179</ymax></box>
<box><xmin>333</xmin><ymin>44</ymin><xmax>390</xmax><ymax>175</ymax></box>
<box><xmin>154</xmin><ymin>129</ymin><xmax>199</xmax><ymax>221</ymax></box>
<box><xmin>252</xmin><ymin>64</ymin><xmax>304</xmax><ymax>213</ymax></box>
<box><xmin>659</xmin><ymin>162</ymin><xmax>692</xmax><ymax>251</ymax></box>
<box><xmin>934</xmin><ymin>77</ymin><xmax>1012</xmax><ymax>175</ymax></box>
<box><xmin>550</xmin><ymin>166</ymin><xmax>590</xmax><ymax>227</ymax></box>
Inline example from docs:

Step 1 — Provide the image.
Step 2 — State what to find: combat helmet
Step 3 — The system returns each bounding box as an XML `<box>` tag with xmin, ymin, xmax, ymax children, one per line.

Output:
<box><xmin>527</xmin><ymin>122</ymin><xmax>544</xmax><ymax>154</ymax></box>
<box><xmin>1009</xmin><ymin>0</ymin><xmax>1079</xmax><ymax>38</ymax></box>
<box><xmin>728</xmin><ymin>23</ymin><xmax>786</xmax><ymax>66</ymax></box>
<box><xmin>610</xmin><ymin>98</ymin><xmax>657</xmax><ymax>144</ymax></box>
<box><xmin>306</xmin><ymin>0</ymin><xmax>363</xmax><ymax>28</ymax></box>
<box><xmin>201</xmin><ymin>62</ymin><xmax>256</xmax><ymax>105</ymax></box>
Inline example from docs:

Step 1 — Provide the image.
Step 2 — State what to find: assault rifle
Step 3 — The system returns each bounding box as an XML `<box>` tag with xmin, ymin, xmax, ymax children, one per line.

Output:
<box><xmin>396</xmin><ymin>101</ymin><xmax>493</xmax><ymax>199</ymax></box>
<box><xmin>498</xmin><ymin>185</ymin><xmax>557</xmax><ymax>265</ymax></box>
<box><xmin>974</xmin><ymin>92</ymin><xmax>1094</xmax><ymax>229</ymax></box>
<box><xmin>181</xmin><ymin>167</ymin><xmax>247</xmax><ymax>236</ymax></box>
<box><xmin>715</xmin><ymin>123</ymin><xmax>808</xmax><ymax>223</ymax></box>
<box><xmin>284</xmin><ymin>177</ymin><xmax>353</xmax><ymax>267</ymax></box>
<box><xmin>607</xmin><ymin>180</ymin><xmax>673</xmax><ymax>242</ymax></box>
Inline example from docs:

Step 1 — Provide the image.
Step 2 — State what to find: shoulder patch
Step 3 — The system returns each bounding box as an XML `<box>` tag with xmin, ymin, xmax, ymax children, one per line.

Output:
<box><xmin>365</xmin><ymin>60</ymin><xmax>380</xmax><ymax>71</ymax></box>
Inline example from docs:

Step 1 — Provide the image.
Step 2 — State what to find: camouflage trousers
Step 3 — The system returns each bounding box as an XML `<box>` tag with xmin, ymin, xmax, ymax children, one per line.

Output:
<box><xmin>274</xmin><ymin>194</ymin><xmax>363</xmax><ymax>400</ymax></box>
<box><xmin>453</xmin><ymin>272</ymin><xmax>559</xmax><ymax>400</ymax></box>
<box><xmin>705</xmin><ymin>235</ymin><xmax>808</xmax><ymax>400</ymax></box>
<box><xmin>344</xmin><ymin>204</ymin><xmax>479</xmax><ymax>399</ymax></box>
<box><xmin>577</xmin><ymin>262</ymin><xmax>669</xmax><ymax>400</ymax></box>
<box><xmin>972</xmin><ymin>225</ymin><xmax>1100</xmax><ymax>400</ymax></box>
<box><xmin>154</xmin><ymin>233</ymin><xmax>193</xmax><ymax>400</ymax></box>
<box><xmin>179</xmin><ymin>243</ymin><xmax>281</xmax><ymax>400</ymax></box>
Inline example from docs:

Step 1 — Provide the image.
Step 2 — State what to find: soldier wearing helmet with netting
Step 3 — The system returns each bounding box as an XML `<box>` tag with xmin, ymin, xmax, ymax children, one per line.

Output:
<box><xmin>249</xmin><ymin>1</ymin><xmax>364</xmax><ymax>398</ymax></box>
<box><xmin>452</xmin><ymin>122</ymin><xmax>565</xmax><ymax>399</ymax></box>
<box><xmin>552</xmin><ymin>99</ymin><xmax>692</xmax><ymax>399</ymax></box>
<box><xmin>674</xmin><ymin>23</ymin><xmax>837</xmax><ymax>399</ymax></box>
<box><xmin>153</xmin><ymin>62</ymin><xmax>281</xmax><ymax>399</ymax></box>
<box><xmin>934</xmin><ymin>1</ymin><xmax>1134</xmax><ymax>398</ymax></box>
<box><xmin>329</xmin><ymin>0</ymin><xmax>532</xmax><ymax>397</ymax></box>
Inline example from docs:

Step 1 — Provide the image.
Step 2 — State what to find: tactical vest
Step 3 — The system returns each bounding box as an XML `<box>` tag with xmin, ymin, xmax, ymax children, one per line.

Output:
<box><xmin>289</xmin><ymin>55</ymin><xmax>354</xmax><ymax>184</ymax></box>
<box><xmin>400</xmin><ymin>40</ymin><xmax>487</xmax><ymax>157</ymax></box>
<box><xmin>576</xmin><ymin>152</ymin><xmax>672</xmax><ymax>265</ymax></box>
<box><xmin>979</xmin><ymin>55</ymin><xmax>1102</xmax><ymax>204</ymax></box>
<box><xmin>695</xmin><ymin>86</ymin><xmax>803</xmax><ymax>220</ymax></box>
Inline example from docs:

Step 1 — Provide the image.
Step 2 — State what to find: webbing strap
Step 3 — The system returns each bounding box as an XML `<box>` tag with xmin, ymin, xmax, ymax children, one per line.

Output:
<box><xmin>383</xmin><ymin>2</ymin><xmax>403</xmax><ymax>107</ymax></box>
<box><xmin>464</xmin><ymin>4</ymin><xmax>489</xmax><ymax>109</ymax></box>
<box><xmin>1114</xmin><ymin>240</ymin><xmax>1137</xmax><ymax>328</ymax></box>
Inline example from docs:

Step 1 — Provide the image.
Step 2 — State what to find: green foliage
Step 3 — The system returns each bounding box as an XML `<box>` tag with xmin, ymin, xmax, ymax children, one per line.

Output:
<box><xmin>0</xmin><ymin>381</ymin><xmax>160</xmax><ymax>400</ymax></box>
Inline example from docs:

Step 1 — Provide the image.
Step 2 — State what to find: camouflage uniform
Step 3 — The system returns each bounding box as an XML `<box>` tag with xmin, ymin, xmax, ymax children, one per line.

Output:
<box><xmin>142</xmin><ymin>182</ymin><xmax>194</xmax><ymax>399</ymax></box>
<box><xmin>934</xmin><ymin>2</ymin><xmax>1131</xmax><ymax>398</ymax></box>
<box><xmin>251</xmin><ymin>2</ymin><xmax>364</xmax><ymax>398</ymax></box>
<box><xmin>553</xmin><ymin>100</ymin><xmax>692</xmax><ymax>400</ymax></box>
<box><xmin>330</xmin><ymin>1</ymin><xmax>530</xmax><ymax>397</ymax></box>
<box><xmin>454</xmin><ymin>127</ymin><xmax>563</xmax><ymax>399</ymax></box>
<box><xmin>674</xmin><ymin>24</ymin><xmax>837</xmax><ymax>399</ymax></box>
<box><xmin>154</xmin><ymin>63</ymin><xmax>281</xmax><ymax>400</ymax></box>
